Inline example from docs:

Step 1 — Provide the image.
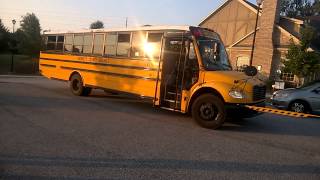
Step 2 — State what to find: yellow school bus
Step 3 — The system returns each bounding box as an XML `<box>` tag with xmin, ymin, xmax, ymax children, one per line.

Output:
<box><xmin>40</xmin><ymin>26</ymin><xmax>266</xmax><ymax>129</ymax></box>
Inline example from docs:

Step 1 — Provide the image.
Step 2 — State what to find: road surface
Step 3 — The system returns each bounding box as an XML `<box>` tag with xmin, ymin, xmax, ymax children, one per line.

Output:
<box><xmin>0</xmin><ymin>76</ymin><xmax>319</xmax><ymax>179</ymax></box>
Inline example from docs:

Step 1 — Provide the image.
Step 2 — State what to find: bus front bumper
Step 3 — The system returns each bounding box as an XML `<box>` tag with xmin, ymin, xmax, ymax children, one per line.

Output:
<box><xmin>226</xmin><ymin>101</ymin><xmax>266</xmax><ymax>118</ymax></box>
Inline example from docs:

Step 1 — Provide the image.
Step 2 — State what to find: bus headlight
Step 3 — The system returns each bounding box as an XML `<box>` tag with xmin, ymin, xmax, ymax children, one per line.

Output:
<box><xmin>229</xmin><ymin>90</ymin><xmax>245</xmax><ymax>99</ymax></box>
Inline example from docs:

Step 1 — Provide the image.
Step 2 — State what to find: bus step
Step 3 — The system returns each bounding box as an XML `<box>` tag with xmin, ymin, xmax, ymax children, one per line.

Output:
<box><xmin>164</xmin><ymin>99</ymin><xmax>180</xmax><ymax>103</ymax></box>
<box><xmin>160</xmin><ymin>107</ymin><xmax>182</xmax><ymax>112</ymax></box>
<box><xmin>165</xmin><ymin>92</ymin><xmax>181</xmax><ymax>101</ymax></box>
<box><xmin>167</xmin><ymin>92</ymin><xmax>181</xmax><ymax>96</ymax></box>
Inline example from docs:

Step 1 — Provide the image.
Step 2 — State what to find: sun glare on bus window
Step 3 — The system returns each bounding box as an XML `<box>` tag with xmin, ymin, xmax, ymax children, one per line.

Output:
<box><xmin>144</xmin><ymin>42</ymin><xmax>156</xmax><ymax>59</ymax></box>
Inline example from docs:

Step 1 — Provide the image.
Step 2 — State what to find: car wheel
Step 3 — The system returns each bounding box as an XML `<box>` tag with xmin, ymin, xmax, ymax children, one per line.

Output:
<box><xmin>191</xmin><ymin>94</ymin><xmax>226</xmax><ymax>129</ymax></box>
<box><xmin>70</xmin><ymin>73</ymin><xmax>91</xmax><ymax>96</ymax></box>
<box><xmin>289</xmin><ymin>101</ymin><xmax>310</xmax><ymax>113</ymax></box>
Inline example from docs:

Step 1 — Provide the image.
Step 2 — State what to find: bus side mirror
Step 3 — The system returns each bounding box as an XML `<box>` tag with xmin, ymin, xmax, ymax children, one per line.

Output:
<box><xmin>244</xmin><ymin>66</ymin><xmax>258</xmax><ymax>77</ymax></box>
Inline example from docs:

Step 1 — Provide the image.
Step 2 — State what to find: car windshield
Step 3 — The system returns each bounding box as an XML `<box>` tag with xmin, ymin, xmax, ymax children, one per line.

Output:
<box><xmin>197</xmin><ymin>38</ymin><xmax>231</xmax><ymax>71</ymax></box>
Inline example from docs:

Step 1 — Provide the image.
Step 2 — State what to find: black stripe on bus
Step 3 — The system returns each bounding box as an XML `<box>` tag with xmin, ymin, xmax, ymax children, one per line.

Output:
<box><xmin>61</xmin><ymin>66</ymin><xmax>158</xmax><ymax>81</ymax></box>
<box><xmin>41</xmin><ymin>58</ymin><xmax>158</xmax><ymax>71</ymax></box>
<box><xmin>40</xmin><ymin>64</ymin><xmax>56</xmax><ymax>68</ymax></box>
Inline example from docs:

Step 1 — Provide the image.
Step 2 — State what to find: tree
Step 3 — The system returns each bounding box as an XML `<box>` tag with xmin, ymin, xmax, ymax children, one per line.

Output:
<box><xmin>283</xmin><ymin>26</ymin><xmax>320</xmax><ymax>81</ymax></box>
<box><xmin>16</xmin><ymin>13</ymin><xmax>41</xmax><ymax>56</ymax></box>
<box><xmin>280</xmin><ymin>0</ymin><xmax>314</xmax><ymax>17</ymax></box>
<box><xmin>312</xmin><ymin>0</ymin><xmax>320</xmax><ymax>13</ymax></box>
<box><xmin>0</xmin><ymin>19</ymin><xmax>10</xmax><ymax>52</ymax></box>
<box><xmin>90</xmin><ymin>20</ymin><xmax>104</xmax><ymax>29</ymax></box>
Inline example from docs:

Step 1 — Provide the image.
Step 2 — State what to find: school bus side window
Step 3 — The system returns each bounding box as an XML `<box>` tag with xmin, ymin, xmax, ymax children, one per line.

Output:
<box><xmin>93</xmin><ymin>34</ymin><xmax>104</xmax><ymax>55</ymax></box>
<box><xmin>56</xmin><ymin>36</ymin><xmax>64</xmax><ymax>51</ymax></box>
<box><xmin>131</xmin><ymin>32</ymin><xmax>146</xmax><ymax>58</ymax></box>
<box><xmin>64</xmin><ymin>35</ymin><xmax>73</xmax><ymax>53</ymax></box>
<box><xmin>105</xmin><ymin>32</ymin><xmax>117</xmax><ymax>56</ymax></box>
<box><xmin>146</xmin><ymin>33</ymin><xmax>162</xmax><ymax>60</ymax></box>
<box><xmin>73</xmin><ymin>34</ymin><xmax>83</xmax><ymax>53</ymax></box>
<box><xmin>83</xmin><ymin>34</ymin><xmax>93</xmax><ymax>54</ymax></box>
<box><xmin>117</xmin><ymin>33</ymin><xmax>131</xmax><ymax>57</ymax></box>
<box><xmin>46</xmin><ymin>36</ymin><xmax>56</xmax><ymax>50</ymax></box>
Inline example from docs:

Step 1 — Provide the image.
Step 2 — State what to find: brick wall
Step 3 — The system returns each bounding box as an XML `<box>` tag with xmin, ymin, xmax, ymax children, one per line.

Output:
<box><xmin>252</xmin><ymin>0</ymin><xmax>281</xmax><ymax>79</ymax></box>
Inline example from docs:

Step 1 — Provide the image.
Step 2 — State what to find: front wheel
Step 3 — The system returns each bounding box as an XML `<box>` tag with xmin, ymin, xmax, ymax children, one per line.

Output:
<box><xmin>70</xmin><ymin>73</ymin><xmax>92</xmax><ymax>96</ymax></box>
<box><xmin>191</xmin><ymin>94</ymin><xmax>226</xmax><ymax>129</ymax></box>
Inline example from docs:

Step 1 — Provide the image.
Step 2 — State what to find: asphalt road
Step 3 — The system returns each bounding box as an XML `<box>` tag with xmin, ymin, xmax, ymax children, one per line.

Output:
<box><xmin>0</xmin><ymin>76</ymin><xmax>319</xmax><ymax>180</ymax></box>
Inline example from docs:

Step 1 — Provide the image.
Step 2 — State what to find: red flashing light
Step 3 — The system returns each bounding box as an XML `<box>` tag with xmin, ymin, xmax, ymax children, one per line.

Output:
<box><xmin>190</xmin><ymin>27</ymin><xmax>203</xmax><ymax>38</ymax></box>
<box><xmin>193</xmin><ymin>29</ymin><xmax>202</xmax><ymax>37</ymax></box>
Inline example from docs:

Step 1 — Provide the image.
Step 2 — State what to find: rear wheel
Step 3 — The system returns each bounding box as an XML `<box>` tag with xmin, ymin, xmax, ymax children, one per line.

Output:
<box><xmin>289</xmin><ymin>100</ymin><xmax>310</xmax><ymax>113</ymax></box>
<box><xmin>191</xmin><ymin>94</ymin><xmax>226</xmax><ymax>129</ymax></box>
<box><xmin>70</xmin><ymin>73</ymin><xmax>91</xmax><ymax>96</ymax></box>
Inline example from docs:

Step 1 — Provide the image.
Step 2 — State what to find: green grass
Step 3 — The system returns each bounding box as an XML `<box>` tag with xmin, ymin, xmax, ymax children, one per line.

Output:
<box><xmin>0</xmin><ymin>54</ymin><xmax>39</xmax><ymax>74</ymax></box>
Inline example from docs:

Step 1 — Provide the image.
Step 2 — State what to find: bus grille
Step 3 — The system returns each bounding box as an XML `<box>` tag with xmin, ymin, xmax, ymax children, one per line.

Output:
<box><xmin>253</xmin><ymin>85</ymin><xmax>266</xmax><ymax>101</ymax></box>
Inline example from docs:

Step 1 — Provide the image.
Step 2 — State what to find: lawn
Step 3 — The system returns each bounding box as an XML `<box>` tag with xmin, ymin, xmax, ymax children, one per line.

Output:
<box><xmin>0</xmin><ymin>54</ymin><xmax>39</xmax><ymax>74</ymax></box>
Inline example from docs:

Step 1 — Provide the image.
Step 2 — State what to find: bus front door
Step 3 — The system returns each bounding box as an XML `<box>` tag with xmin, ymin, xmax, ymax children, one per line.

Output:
<box><xmin>159</xmin><ymin>36</ymin><xmax>188</xmax><ymax>111</ymax></box>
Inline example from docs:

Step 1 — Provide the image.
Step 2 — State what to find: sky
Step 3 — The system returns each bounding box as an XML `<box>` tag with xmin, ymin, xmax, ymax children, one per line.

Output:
<box><xmin>0</xmin><ymin>0</ymin><xmax>256</xmax><ymax>32</ymax></box>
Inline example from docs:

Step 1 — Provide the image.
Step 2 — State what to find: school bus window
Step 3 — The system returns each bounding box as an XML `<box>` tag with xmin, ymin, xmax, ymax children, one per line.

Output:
<box><xmin>186</xmin><ymin>42</ymin><xmax>199</xmax><ymax>88</ymax></box>
<box><xmin>64</xmin><ymin>35</ymin><xmax>73</xmax><ymax>53</ymax></box>
<box><xmin>56</xmin><ymin>36</ymin><xmax>64</xmax><ymax>51</ymax></box>
<box><xmin>83</xmin><ymin>34</ymin><xmax>93</xmax><ymax>54</ymax></box>
<box><xmin>105</xmin><ymin>32</ymin><xmax>117</xmax><ymax>56</ymax></box>
<box><xmin>73</xmin><ymin>34</ymin><xmax>83</xmax><ymax>53</ymax></box>
<box><xmin>146</xmin><ymin>33</ymin><xmax>162</xmax><ymax>59</ymax></box>
<box><xmin>148</xmin><ymin>33</ymin><xmax>162</xmax><ymax>42</ymax></box>
<box><xmin>93</xmin><ymin>34</ymin><xmax>104</xmax><ymax>55</ymax></box>
<box><xmin>46</xmin><ymin>36</ymin><xmax>56</xmax><ymax>50</ymax></box>
<box><xmin>47</xmin><ymin>36</ymin><xmax>56</xmax><ymax>42</ymax></box>
<box><xmin>131</xmin><ymin>32</ymin><xmax>146</xmax><ymax>58</ymax></box>
<box><xmin>117</xmin><ymin>33</ymin><xmax>131</xmax><ymax>57</ymax></box>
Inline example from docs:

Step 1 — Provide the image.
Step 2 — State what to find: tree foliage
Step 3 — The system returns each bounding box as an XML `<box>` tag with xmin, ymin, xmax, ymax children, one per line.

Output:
<box><xmin>90</xmin><ymin>20</ymin><xmax>104</xmax><ymax>29</ymax></box>
<box><xmin>280</xmin><ymin>0</ymin><xmax>319</xmax><ymax>17</ymax></box>
<box><xmin>0</xmin><ymin>19</ymin><xmax>10</xmax><ymax>52</ymax></box>
<box><xmin>313</xmin><ymin>0</ymin><xmax>320</xmax><ymax>13</ymax></box>
<box><xmin>283</xmin><ymin>26</ymin><xmax>320</xmax><ymax>77</ymax></box>
<box><xmin>16</xmin><ymin>13</ymin><xmax>41</xmax><ymax>56</ymax></box>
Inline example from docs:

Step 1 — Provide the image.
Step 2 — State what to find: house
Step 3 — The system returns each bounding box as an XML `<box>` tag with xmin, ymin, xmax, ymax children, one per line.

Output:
<box><xmin>199</xmin><ymin>0</ymin><xmax>303</xmax><ymax>82</ymax></box>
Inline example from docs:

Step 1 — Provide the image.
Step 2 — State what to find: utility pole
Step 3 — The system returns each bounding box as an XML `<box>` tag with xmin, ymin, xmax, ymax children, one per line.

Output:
<box><xmin>10</xmin><ymin>19</ymin><xmax>17</xmax><ymax>73</ymax></box>
<box><xmin>249</xmin><ymin>0</ymin><xmax>263</xmax><ymax>66</ymax></box>
<box><xmin>125</xmin><ymin>17</ymin><xmax>128</xmax><ymax>29</ymax></box>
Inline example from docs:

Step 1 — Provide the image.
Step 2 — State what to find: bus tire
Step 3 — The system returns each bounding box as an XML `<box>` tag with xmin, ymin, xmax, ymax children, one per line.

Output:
<box><xmin>191</xmin><ymin>94</ymin><xmax>226</xmax><ymax>129</ymax></box>
<box><xmin>70</xmin><ymin>73</ymin><xmax>91</xmax><ymax>96</ymax></box>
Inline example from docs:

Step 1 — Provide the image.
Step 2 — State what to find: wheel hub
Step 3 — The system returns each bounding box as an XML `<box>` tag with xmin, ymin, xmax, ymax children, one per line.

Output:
<box><xmin>72</xmin><ymin>79</ymin><xmax>80</xmax><ymax>91</ymax></box>
<box><xmin>199</xmin><ymin>103</ymin><xmax>217</xmax><ymax>121</ymax></box>
<box><xmin>292</xmin><ymin>103</ymin><xmax>304</xmax><ymax>113</ymax></box>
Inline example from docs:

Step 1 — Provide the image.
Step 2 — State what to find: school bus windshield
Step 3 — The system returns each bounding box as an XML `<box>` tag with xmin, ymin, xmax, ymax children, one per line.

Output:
<box><xmin>197</xmin><ymin>38</ymin><xmax>231</xmax><ymax>71</ymax></box>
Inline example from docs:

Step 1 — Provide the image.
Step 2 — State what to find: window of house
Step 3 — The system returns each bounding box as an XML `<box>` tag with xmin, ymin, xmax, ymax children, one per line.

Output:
<box><xmin>83</xmin><ymin>34</ymin><xmax>93</xmax><ymax>54</ymax></box>
<box><xmin>281</xmin><ymin>73</ymin><xmax>295</xmax><ymax>82</ymax></box>
<box><xmin>73</xmin><ymin>34</ymin><xmax>83</xmax><ymax>53</ymax></box>
<box><xmin>145</xmin><ymin>33</ymin><xmax>163</xmax><ymax>59</ymax></box>
<box><xmin>236</xmin><ymin>56</ymin><xmax>250</xmax><ymax>71</ymax></box>
<box><xmin>93</xmin><ymin>34</ymin><xmax>104</xmax><ymax>55</ymax></box>
<box><xmin>105</xmin><ymin>32</ymin><xmax>117</xmax><ymax>56</ymax></box>
<box><xmin>131</xmin><ymin>32</ymin><xmax>146</xmax><ymax>58</ymax></box>
<box><xmin>117</xmin><ymin>33</ymin><xmax>131</xmax><ymax>57</ymax></box>
<box><xmin>46</xmin><ymin>36</ymin><xmax>56</xmax><ymax>50</ymax></box>
<box><xmin>64</xmin><ymin>35</ymin><xmax>73</xmax><ymax>52</ymax></box>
